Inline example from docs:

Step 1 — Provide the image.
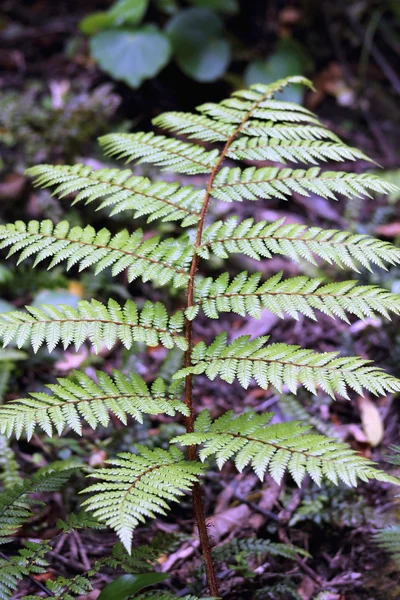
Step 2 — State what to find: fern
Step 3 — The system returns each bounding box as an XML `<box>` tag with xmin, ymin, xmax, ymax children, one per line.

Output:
<box><xmin>26</xmin><ymin>164</ymin><xmax>202</xmax><ymax>226</ymax></box>
<box><xmin>0</xmin><ymin>464</ymin><xmax>78</xmax><ymax>543</ymax></box>
<box><xmin>0</xmin><ymin>75</ymin><xmax>398</xmax><ymax>596</ymax></box>
<box><xmin>213</xmin><ymin>537</ymin><xmax>309</xmax><ymax>563</ymax></box>
<box><xmin>0</xmin><ymin>541</ymin><xmax>49</xmax><ymax>600</ymax></box>
<box><xmin>0</xmin><ymin>370</ymin><xmax>188</xmax><ymax>439</ymax></box>
<box><xmin>0</xmin><ymin>220</ymin><xmax>192</xmax><ymax>287</ymax></box>
<box><xmin>172</xmin><ymin>410</ymin><xmax>398</xmax><ymax>486</ymax></box>
<box><xmin>0</xmin><ymin>299</ymin><xmax>187</xmax><ymax>352</ymax></box>
<box><xmin>174</xmin><ymin>333</ymin><xmax>400</xmax><ymax>397</ymax></box>
<box><xmin>192</xmin><ymin>271</ymin><xmax>400</xmax><ymax>322</ymax></box>
<box><xmin>373</xmin><ymin>526</ymin><xmax>400</xmax><ymax>567</ymax></box>
<box><xmin>198</xmin><ymin>217</ymin><xmax>400</xmax><ymax>272</ymax></box>
<box><xmin>82</xmin><ymin>445</ymin><xmax>203</xmax><ymax>551</ymax></box>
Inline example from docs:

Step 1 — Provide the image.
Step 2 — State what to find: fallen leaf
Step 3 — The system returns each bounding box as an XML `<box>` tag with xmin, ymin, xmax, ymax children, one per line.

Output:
<box><xmin>358</xmin><ymin>396</ymin><xmax>384</xmax><ymax>447</ymax></box>
<box><xmin>375</xmin><ymin>222</ymin><xmax>400</xmax><ymax>237</ymax></box>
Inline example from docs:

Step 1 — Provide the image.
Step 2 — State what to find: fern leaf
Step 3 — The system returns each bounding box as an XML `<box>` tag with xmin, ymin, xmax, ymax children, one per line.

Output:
<box><xmin>99</xmin><ymin>132</ymin><xmax>219</xmax><ymax>174</ymax></box>
<box><xmin>25</xmin><ymin>164</ymin><xmax>202</xmax><ymax>227</ymax></box>
<box><xmin>154</xmin><ymin>113</ymin><xmax>339</xmax><ymax>145</ymax></box>
<box><xmin>82</xmin><ymin>445</ymin><xmax>203</xmax><ymax>552</ymax></box>
<box><xmin>210</xmin><ymin>166</ymin><xmax>395</xmax><ymax>204</ymax></box>
<box><xmin>0</xmin><ymin>220</ymin><xmax>192</xmax><ymax>288</ymax></box>
<box><xmin>172</xmin><ymin>410</ymin><xmax>400</xmax><ymax>486</ymax></box>
<box><xmin>173</xmin><ymin>333</ymin><xmax>400</xmax><ymax>398</ymax></box>
<box><xmin>0</xmin><ymin>370</ymin><xmax>188</xmax><ymax>439</ymax></box>
<box><xmin>199</xmin><ymin>217</ymin><xmax>400</xmax><ymax>272</ymax></box>
<box><xmin>0</xmin><ymin>299</ymin><xmax>187</xmax><ymax>353</ymax></box>
<box><xmin>191</xmin><ymin>271</ymin><xmax>400</xmax><ymax>322</ymax></box>
<box><xmin>214</xmin><ymin>536</ymin><xmax>310</xmax><ymax>562</ymax></box>
<box><xmin>0</xmin><ymin>541</ymin><xmax>49</xmax><ymax>600</ymax></box>
<box><xmin>373</xmin><ymin>526</ymin><xmax>400</xmax><ymax>566</ymax></box>
<box><xmin>153</xmin><ymin>111</ymin><xmax>235</xmax><ymax>142</ymax></box>
<box><xmin>0</xmin><ymin>464</ymin><xmax>78</xmax><ymax>543</ymax></box>
<box><xmin>227</xmin><ymin>137</ymin><xmax>370</xmax><ymax>165</ymax></box>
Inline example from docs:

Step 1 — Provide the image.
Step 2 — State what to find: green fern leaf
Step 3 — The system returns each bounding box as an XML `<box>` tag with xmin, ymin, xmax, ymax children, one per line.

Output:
<box><xmin>0</xmin><ymin>541</ymin><xmax>50</xmax><ymax>600</ymax></box>
<box><xmin>192</xmin><ymin>271</ymin><xmax>400</xmax><ymax>322</ymax></box>
<box><xmin>173</xmin><ymin>333</ymin><xmax>400</xmax><ymax>398</ymax></box>
<box><xmin>373</xmin><ymin>526</ymin><xmax>400</xmax><ymax>566</ymax></box>
<box><xmin>0</xmin><ymin>464</ymin><xmax>78</xmax><ymax>543</ymax></box>
<box><xmin>82</xmin><ymin>445</ymin><xmax>203</xmax><ymax>552</ymax></box>
<box><xmin>0</xmin><ymin>220</ymin><xmax>192</xmax><ymax>287</ymax></box>
<box><xmin>227</xmin><ymin>137</ymin><xmax>370</xmax><ymax>165</ymax></box>
<box><xmin>0</xmin><ymin>370</ymin><xmax>188</xmax><ymax>439</ymax></box>
<box><xmin>214</xmin><ymin>536</ymin><xmax>309</xmax><ymax>563</ymax></box>
<box><xmin>99</xmin><ymin>132</ymin><xmax>219</xmax><ymax>174</ymax></box>
<box><xmin>25</xmin><ymin>164</ymin><xmax>202</xmax><ymax>227</ymax></box>
<box><xmin>0</xmin><ymin>299</ymin><xmax>187</xmax><ymax>353</ymax></box>
<box><xmin>210</xmin><ymin>166</ymin><xmax>395</xmax><ymax>204</ymax></box>
<box><xmin>172</xmin><ymin>410</ymin><xmax>400</xmax><ymax>486</ymax></box>
<box><xmin>199</xmin><ymin>217</ymin><xmax>400</xmax><ymax>272</ymax></box>
<box><xmin>153</xmin><ymin>111</ymin><xmax>235</xmax><ymax>142</ymax></box>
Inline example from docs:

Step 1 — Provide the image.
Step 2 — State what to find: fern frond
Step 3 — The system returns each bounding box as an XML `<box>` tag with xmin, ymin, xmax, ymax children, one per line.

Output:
<box><xmin>0</xmin><ymin>541</ymin><xmax>49</xmax><ymax>600</ymax></box>
<box><xmin>227</xmin><ymin>138</ymin><xmax>369</xmax><ymax>165</ymax></box>
<box><xmin>214</xmin><ymin>537</ymin><xmax>309</xmax><ymax>562</ymax></box>
<box><xmin>173</xmin><ymin>333</ymin><xmax>400</xmax><ymax>398</ymax></box>
<box><xmin>0</xmin><ymin>436</ymin><xmax>20</xmax><ymax>488</ymax></box>
<box><xmin>189</xmin><ymin>271</ymin><xmax>400</xmax><ymax>322</ymax></box>
<box><xmin>280</xmin><ymin>395</ymin><xmax>337</xmax><ymax>437</ymax></box>
<box><xmin>210</xmin><ymin>166</ymin><xmax>395</xmax><ymax>203</ymax></box>
<box><xmin>154</xmin><ymin>113</ymin><xmax>339</xmax><ymax>145</ymax></box>
<box><xmin>0</xmin><ymin>370</ymin><xmax>188</xmax><ymax>439</ymax></box>
<box><xmin>99</xmin><ymin>132</ymin><xmax>219</xmax><ymax>174</ymax></box>
<box><xmin>373</xmin><ymin>526</ymin><xmax>400</xmax><ymax>566</ymax></box>
<box><xmin>0</xmin><ymin>299</ymin><xmax>187</xmax><ymax>353</ymax></box>
<box><xmin>153</xmin><ymin>111</ymin><xmax>235</xmax><ymax>142</ymax></box>
<box><xmin>0</xmin><ymin>465</ymin><xmax>77</xmax><ymax>543</ymax></box>
<box><xmin>82</xmin><ymin>445</ymin><xmax>203</xmax><ymax>552</ymax></box>
<box><xmin>0</xmin><ymin>220</ymin><xmax>192</xmax><ymax>287</ymax></box>
<box><xmin>25</xmin><ymin>164</ymin><xmax>202</xmax><ymax>227</ymax></box>
<box><xmin>199</xmin><ymin>217</ymin><xmax>400</xmax><ymax>272</ymax></box>
<box><xmin>172</xmin><ymin>410</ymin><xmax>400</xmax><ymax>486</ymax></box>
<box><xmin>198</xmin><ymin>94</ymin><xmax>317</xmax><ymax>127</ymax></box>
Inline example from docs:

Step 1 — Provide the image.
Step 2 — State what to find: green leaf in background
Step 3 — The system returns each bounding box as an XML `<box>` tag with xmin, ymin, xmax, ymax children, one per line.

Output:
<box><xmin>98</xmin><ymin>573</ymin><xmax>170</xmax><ymax>600</ymax></box>
<box><xmin>167</xmin><ymin>8</ymin><xmax>230</xmax><ymax>82</ymax></box>
<box><xmin>244</xmin><ymin>38</ymin><xmax>313</xmax><ymax>103</ymax></box>
<box><xmin>80</xmin><ymin>0</ymin><xmax>148</xmax><ymax>35</ymax></box>
<box><xmin>190</xmin><ymin>0</ymin><xmax>239</xmax><ymax>14</ymax></box>
<box><xmin>90</xmin><ymin>26</ymin><xmax>171</xmax><ymax>88</ymax></box>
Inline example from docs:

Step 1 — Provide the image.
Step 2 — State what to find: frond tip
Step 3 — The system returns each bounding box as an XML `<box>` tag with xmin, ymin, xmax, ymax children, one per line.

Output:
<box><xmin>0</xmin><ymin>299</ymin><xmax>187</xmax><ymax>353</ymax></box>
<box><xmin>173</xmin><ymin>333</ymin><xmax>400</xmax><ymax>398</ymax></box>
<box><xmin>82</xmin><ymin>446</ymin><xmax>203</xmax><ymax>552</ymax></box>
<box><xmin>172</xmin><ymin>410</ymin><xmax>400</xmax><ymax>487</ymax></box>
<box><xmin>0</xmin><ymin>371</ymin><xmax>188</xmax><ymax>439</ymax></box>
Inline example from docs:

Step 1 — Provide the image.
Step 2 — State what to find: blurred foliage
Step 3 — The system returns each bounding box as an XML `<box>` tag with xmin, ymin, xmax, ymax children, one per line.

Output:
<box><xmin>0</xmin><ymin>83</ymin><xmax>120</xmax><ymax>171</ymax></box>
<box><xmin>80</xmin><ymin>0</ymin><xmax>312</xmax><ymax>89</ymax></box>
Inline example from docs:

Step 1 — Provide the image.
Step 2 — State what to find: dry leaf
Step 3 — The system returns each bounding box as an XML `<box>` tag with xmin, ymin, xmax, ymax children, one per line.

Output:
<box><xmin>358</xmin><ymin>396</ymin><xmax>384</xmax><ymax>447</ymax></box>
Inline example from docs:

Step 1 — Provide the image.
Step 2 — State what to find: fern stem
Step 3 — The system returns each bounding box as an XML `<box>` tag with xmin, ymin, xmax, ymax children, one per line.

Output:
<box><xmin>183</xmin><ymin>86</ymin><xmax>285</xmax><ymax>595</ymax></box>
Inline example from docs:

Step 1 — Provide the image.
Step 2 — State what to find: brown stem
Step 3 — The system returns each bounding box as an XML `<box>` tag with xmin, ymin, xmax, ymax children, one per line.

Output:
<box><xmin>183</xmin><ymin>86</ymin><xmax>284</xmax><ymax>595</ymax></box>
